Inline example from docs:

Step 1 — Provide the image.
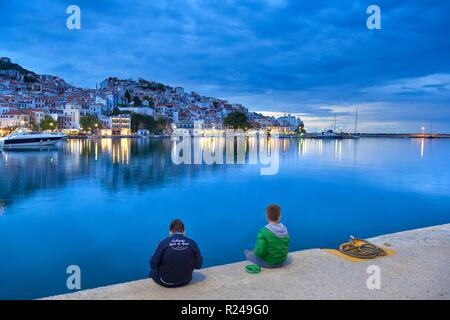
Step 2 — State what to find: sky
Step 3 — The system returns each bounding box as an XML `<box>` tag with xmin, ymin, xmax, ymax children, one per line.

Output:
<box><xmin>1</xmin><ymin>0</ymin><xmax>450</xmax><ymax>132</ymax></box>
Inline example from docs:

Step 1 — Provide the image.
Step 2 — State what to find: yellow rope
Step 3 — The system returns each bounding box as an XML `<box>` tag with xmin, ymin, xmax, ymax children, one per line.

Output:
<box><xmin>339</xmin><ymin>237</ymin><xmax>387</xmax><ymax>259</ymax></box>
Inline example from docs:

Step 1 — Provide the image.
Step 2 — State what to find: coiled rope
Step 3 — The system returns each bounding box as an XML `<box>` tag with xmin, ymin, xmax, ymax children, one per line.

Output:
<box><xmin>339</xmin><ymin>236</ymin><xmax>387</xmax><ymax>259</ymax></box>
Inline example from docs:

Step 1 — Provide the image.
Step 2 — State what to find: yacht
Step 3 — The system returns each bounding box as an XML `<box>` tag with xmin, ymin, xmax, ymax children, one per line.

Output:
<box><xmin>0</xmin><ymin>129</ymin><xmax>67</xmax><ymax>149</ymax></box>
<box><xmin>314</xmin><ymin>130</ymin><xmax>345</xmax><ymax>139</ymax></box>
<box><xmin>313</xmin><ymin>111</ymin><xmax>361</xmax><ymax>139</ymax></box>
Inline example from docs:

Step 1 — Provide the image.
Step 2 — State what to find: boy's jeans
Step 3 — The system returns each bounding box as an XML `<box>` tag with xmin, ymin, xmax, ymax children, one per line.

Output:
<box><xmin>150</xmin><ymin>270</ymin><xmax>191</xmax><ymax>288</ymax></box>
<box><xmin>244</xmin><ymin>249</ymin><xmax>286</xmax><ymax>268</ymax></box>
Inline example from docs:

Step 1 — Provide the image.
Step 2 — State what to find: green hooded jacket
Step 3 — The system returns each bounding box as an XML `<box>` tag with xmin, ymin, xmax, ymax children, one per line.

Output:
<box><xmin>254</xmin><ymin>223</ymin><xmax>290</xmax><ymax>265</ymax></box>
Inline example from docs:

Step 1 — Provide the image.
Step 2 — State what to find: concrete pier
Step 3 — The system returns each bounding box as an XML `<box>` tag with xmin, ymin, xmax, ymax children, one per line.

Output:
<box><xmin>48</xmin><ymin>224</ymin><xmax>450</xmax><ymax>300</ymax></box>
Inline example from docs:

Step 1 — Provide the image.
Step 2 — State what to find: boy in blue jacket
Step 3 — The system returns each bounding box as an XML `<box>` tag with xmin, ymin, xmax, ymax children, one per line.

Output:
<box><xmin>150</xmin><ymin>219</ymin><xmax>203</xmax><ymax>287</ymax></box>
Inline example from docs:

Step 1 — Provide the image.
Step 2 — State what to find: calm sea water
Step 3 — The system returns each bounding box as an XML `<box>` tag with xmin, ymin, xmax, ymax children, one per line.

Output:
<box><xmin>0</xmin><ymin>137</ymin><xmax>449</xmax><ymax>299</ymax></box>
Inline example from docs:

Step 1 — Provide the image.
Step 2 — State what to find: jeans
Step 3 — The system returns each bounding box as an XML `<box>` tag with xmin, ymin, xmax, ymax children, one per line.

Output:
<box><xmin>150</xmin><ymin>270</ymin><xmax>191</xmax><ymax>288</ymax></box>
<box><xmin>244</xmin><ymin>249</ymin><xmax>287</xmax><ymax>268</ymax></box>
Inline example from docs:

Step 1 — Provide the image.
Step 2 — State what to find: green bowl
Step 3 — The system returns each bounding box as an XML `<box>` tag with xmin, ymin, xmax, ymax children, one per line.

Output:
<box><xmin>245</xmin><ymin>264</ymin><xmax>261</xmax><ymax>274</ymax></box>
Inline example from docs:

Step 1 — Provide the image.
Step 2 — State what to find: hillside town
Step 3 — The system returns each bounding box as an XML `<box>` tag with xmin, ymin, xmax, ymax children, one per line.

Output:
<box><xmin>0</xmin><ymin>57</ymin><xmax>304</xmax><ymax>136</ymax></box>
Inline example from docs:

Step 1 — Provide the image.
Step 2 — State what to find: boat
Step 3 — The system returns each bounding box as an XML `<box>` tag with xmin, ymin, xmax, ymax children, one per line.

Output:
<box><xmin>0</xmin><ymin>129</ymin><xmax>67</xmax><ymax>149</ymax></box>
<box><xmin>314</xmin><ymin>129</ymin><xmax>345</xmax><ymax>139</ymax></box>
<box><xmin>313</xmin><ymin>111</ymin><xmax>360</xmax><ymax>139</ymax></box>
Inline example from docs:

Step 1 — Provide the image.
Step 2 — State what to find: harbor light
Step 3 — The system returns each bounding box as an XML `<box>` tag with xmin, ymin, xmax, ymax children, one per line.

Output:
<box><xmin>421</xmin><ymin>126</ymin><xmax>425</xmax><ymax>134</ymax></box>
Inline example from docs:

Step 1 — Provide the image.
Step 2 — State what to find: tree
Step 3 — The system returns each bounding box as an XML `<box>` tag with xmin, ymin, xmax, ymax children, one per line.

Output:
<box><xmin>124</xmin><ymin>90</ymin><xmax>131</xmax><ymax>103</ymax></box>
<box><xmin>133</xmin><ymin>96</ymin><xmax>142</xmax><ymax>106</ymax></box>
<box><xmin>40</xmin><ymin>116</ymin><xmax>57</xmax><ymax>131</ymax></box>
<box><xmin>155</xmin><ymin>117</ymin><xmax>168</xmax><ymax>134</ymax></box>
<box><xmin>143</xmin><ymin>96</ymin><xmax>154</xmax><ymax>108</ymax></box>
<box><xmin>223</xmin><ymin>111</ymin><xmax>251</xmax><ymax>130</ymax></box>
<box><xmin>131</xmin><ymin>114</ymin><xmax>167</xmax><ymax>134</ymax></box>
<box><xmin>111</xmin><ymin>107</ymin><xmax>122</xmax><ymax>116</ymax></box>
<box><xmin>23</xmin><ymin>74</ymin><xmax>38</xmax><ymax>83</ymax></box>
<box><xmin>295</xmin><ymin>124</ymin><xmax>307</xmax><ymax>135</ymax></box>
<box><xmin>80</xmin><ymin>115</ymin><xmax>101</xmax><ymax>132</ymax></box>
<box><xmin>131</xmin><ymin>113</ymin><xmax>156</xmax><ymax>132</ymax></box>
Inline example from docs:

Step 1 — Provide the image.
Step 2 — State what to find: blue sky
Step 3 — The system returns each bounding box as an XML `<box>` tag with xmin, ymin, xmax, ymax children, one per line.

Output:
<box><xmin>1</xmin><ymin>0</ymin><xmax>450</xmax><ymax>132</ymax></box>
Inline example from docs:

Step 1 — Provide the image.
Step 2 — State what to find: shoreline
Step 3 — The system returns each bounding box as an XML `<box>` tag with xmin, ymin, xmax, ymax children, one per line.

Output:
<box><xmin>62</xmin><ymin>133</ymin><xmax>450</xmax><ymax>140</ymax></box>
<box><xmin>46</xmin><ymin>223</ymin><xmax>450</xmax><ymax>300</ymax></box>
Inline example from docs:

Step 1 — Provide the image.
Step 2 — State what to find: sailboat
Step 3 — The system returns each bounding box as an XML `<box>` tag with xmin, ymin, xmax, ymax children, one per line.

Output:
<box><xmin>314</xmin><ymin>111</ymin><xmax>360</xmax><ymax>139</ymax></box>
<box><xmin>314</xmin><ymin>129</ymin><xmax>344</xmax><ymax>139</ymax></box>
<box><xmin>349</xmin><ymin>109</ymin><xmax>360</xmax><ymax>139</ymax></box>
<box><xmin>314</xmin><ymin>114</ymin><xmax>345</xmax><ymax>139</ymax></box>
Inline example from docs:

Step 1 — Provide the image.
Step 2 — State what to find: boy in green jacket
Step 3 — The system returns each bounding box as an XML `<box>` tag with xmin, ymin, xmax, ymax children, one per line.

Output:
<box><xmin>245</xmin><ymin>204</ymin><xmax>290</xmax><ymax>268</ymax></box>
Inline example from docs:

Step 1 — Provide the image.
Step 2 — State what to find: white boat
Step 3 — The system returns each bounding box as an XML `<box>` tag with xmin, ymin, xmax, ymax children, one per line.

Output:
<box><xmin>314</xmin><ymin>130</ymin><xmax>345</xmax><ymax>139</ymax></box>
<box><xmin>0</xmin><ymin>129</ymin><xmax>67</xmax><ymax>149</ymax></box>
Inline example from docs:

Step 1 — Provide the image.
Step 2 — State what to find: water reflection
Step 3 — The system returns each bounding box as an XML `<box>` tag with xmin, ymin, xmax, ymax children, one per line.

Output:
<box><xmin>0</xmin><ymin>137</ymin><xmax>358</xmax><ymax>207</ymax></box>
<box><xmin>420</xmin><ymin>138</ymin><xmax>425</xmax><ymax>159</ymax></box>
<box><xmin>0</xmin><ymin>137</ymin><xmax>448</xmax><ymax>215</ymax></box>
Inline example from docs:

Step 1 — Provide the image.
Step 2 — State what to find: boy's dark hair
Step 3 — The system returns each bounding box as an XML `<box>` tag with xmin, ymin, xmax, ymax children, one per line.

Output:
<box><xmin>266</xmin><ymin>204</ymin><xmax>281</xmax><ymax>222</ymax></box>
<box><xmin>170</xmin><ymin>219</ymin><xmax>185</xmax><ymax>233</ymax></box>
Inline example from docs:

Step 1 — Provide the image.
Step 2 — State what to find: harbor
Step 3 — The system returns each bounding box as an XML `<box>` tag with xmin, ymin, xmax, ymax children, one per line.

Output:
<box><xmin>1</xmin><ymin>0</ymin><xmax>449</xmax><ymax>307</ymax></box>
<box><xmin>1</xmin><ymin>137</ymin><xmax>449</xmax><ymax>299</ymax></box>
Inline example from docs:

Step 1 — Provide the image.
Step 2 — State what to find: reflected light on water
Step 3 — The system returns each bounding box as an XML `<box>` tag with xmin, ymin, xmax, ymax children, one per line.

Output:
<box><xmin>336</xmin><ymin>140</ymin><xmax>342</xmax><ymax>161</ymax></box>
<box><xmin>283</xmin><ymin>139</ymin><xmax>289</xmax><ymax>152</ymax></box>
<box><xmin>113</xmin><ymin>139</ymin><xmax>130</xmax><ymax>164</ymax></box>
<box><xmin>420</xmin><ymin>138</ymin><xmax>425</xmax><ymax>159</ymax></box>
<box><xmin>101</xmin><ymin>138</ymin><xmax>112</xmax><ymax>154</ymax></box>
<box><xmin>298</xmin><ymin>139</ymin><xmax>307</xmax><ymax>157</ymax></box>
<box><xmin>68</xmin><ymin>138</ymin><xmax>131</xmax><ymax>164</ymax></box>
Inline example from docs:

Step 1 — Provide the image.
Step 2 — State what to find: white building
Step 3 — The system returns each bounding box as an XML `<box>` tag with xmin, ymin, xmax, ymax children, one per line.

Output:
<box><xmin>137</xmin><ymin>129</ymin><xmax>150</xmax><ymax>136</ymax></box>
<box><xmin>0</xmin><ymin>110</ymin><xmax>31</xmax><ymax>128</ymax></box>
<box><xmin>99</xmin><ymin>115</ymin><xmax>112</xmax><ymax>129</ymax></box>
<box><xmin>31</xmin><ymin>110</ymin><xmax>45</xmax><ymax>127</ymax></box>
<box><xmin>88</xmin><ymin>103</ymin><xmax>104</xmax><ymax>116</ymax></box>
<box><xmin>61</xmin><ymin>103</ymin><xmax>80</xmax><ymax>129</ymax></box>
<box><xmin>111</xmin><ymin>115</ymin><xmax>131</xmax><ymax>135</ymax></box>
<box><xmin>275</xmin><ymin>114</ymin><xmax>303</xmax><ymax>131</ymax></box>
<box><xmin>174</xmin><ymin>87</ymin><xmax>184</xmax><ymax>95</ymax></box>
<box><xmin>0</xmin><ymin>106</ymin><xmax>12</xmax><ymax>114</ymax></box>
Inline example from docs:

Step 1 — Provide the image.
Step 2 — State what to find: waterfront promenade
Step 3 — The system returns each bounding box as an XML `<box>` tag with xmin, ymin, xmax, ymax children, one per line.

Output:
<box><xmin>48</xmin><ymin>224</ymin><xmax>450</xmax><ymax>300</ymax></box>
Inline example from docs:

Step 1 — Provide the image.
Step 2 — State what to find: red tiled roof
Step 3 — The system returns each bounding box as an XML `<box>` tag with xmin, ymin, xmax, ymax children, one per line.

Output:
<box><xmin>4</xmin><ymin>109</ymin><xmax>28</xmax><ymax>116</ymax></box>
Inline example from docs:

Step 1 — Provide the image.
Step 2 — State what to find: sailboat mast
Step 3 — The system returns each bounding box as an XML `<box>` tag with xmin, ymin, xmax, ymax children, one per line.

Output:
<box><xmin>354</xmin><ymin>109</ymin><xmax>358</xmax><ymax>134</ymax></box>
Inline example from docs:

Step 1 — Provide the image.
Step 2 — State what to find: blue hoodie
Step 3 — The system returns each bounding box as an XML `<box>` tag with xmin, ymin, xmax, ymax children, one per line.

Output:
<box><xmin>150</xmin><ymin>234</ymin><xmax>203</xmax><ymax>287</ymax></box>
